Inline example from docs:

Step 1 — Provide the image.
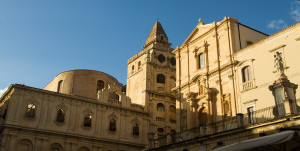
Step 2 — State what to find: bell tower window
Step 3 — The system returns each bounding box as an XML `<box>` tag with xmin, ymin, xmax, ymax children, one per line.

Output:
<box><xmin>157</xmin><ymin>103</ymin><xmax>165</xmax><ymax>112</ymax></box>
<box><xmin>157</xmin><ymin>74</ymin><xmax>165</xmax><ymax>84</ymax></box>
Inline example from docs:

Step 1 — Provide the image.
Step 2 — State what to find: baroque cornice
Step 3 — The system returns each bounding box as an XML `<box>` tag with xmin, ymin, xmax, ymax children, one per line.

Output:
<box><xmin>8</xmin><ymin>84</ymin><xmax>149</xmax><ymax>116</ymax></box>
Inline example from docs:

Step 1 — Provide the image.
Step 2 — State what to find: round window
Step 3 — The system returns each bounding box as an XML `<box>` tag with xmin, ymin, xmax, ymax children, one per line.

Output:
<box><xmin>170</xmin><ymin>57</ymin><xmax>176</xmax><ymax>66</ymax></box>
<box><xmin>158</xmin><ymin>54</ymin><xmax>166</xmax><ymax>63</ymax></box>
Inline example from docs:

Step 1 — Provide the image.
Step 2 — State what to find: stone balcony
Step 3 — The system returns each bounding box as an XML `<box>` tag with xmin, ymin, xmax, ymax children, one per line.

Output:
<box><xmin>242</xmin><ymin>80</ymin><xmax>255</xmax><ymax>91</ymax></box>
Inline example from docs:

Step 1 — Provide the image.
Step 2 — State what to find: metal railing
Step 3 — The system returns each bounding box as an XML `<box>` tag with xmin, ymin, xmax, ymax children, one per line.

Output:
<box><xmin>243</xmin><ymin>103</ymin><xmax>286</xmax><ymax>126</ymax></box>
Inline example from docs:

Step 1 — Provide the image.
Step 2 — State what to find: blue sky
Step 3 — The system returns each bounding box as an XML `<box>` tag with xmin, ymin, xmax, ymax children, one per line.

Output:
<box><xmin>0</xmin><ymin>0</ymin><xmax>300</xmax><ymax>96</ymax></box>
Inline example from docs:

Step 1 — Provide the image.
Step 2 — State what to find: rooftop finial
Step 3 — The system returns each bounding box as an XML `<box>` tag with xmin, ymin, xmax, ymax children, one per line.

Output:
<box><xmin>198</xmin><ymin>18</ymin><xmax>204</xmax><ymax>25</ymax></box>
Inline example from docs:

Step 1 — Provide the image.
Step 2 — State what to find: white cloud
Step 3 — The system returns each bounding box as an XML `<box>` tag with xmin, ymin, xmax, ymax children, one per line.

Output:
<box><xmin>290</xmin><ymin>1</ymin><xmax>300</xmax><ymax>22</ymax></box>
<box><xmin>0</xmin><ymin>87</ymin><xmax>8</xmax><ymax>97</ymax></box>
<box><xmin>267</xmin><ymin>19</ymin><xmax>288</xmax><ymax>30</ymax></box>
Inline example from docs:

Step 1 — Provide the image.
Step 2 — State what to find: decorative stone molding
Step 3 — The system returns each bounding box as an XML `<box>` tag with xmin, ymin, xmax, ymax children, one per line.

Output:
<box><xmin>108</xmin><ymin>112</ymin><xmax>118</xmax><ymax>120</ymax></box>
<box><xmin>83</xmin><ymin>108</ymin><xmax>94</xmax><ymax>116</ymax></box>
<box><xmin>56</xmin><ymin>103</ymin><xmax>68</xmax><ymax>111</ymax></box>
<box><xmin>268</xmin><ymin>44</ymin><xmax>286</xmax><ymax>52</ymax></box>
<box><xmin>131</xmin><ymin>117</ymin><xmax>141</xmax><ymax>125</ymax></box>
<box><xmin>243</xmin><ymin>99</ymin><xmax>258</xmax><ymax>104</ymax></box>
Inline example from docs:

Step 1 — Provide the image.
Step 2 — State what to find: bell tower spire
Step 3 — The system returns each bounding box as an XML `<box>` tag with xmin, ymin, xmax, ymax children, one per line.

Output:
<box><xmin>144</xmin><ymin>22</ymin><xmax>171</xmax><ymax>48</ymax></box>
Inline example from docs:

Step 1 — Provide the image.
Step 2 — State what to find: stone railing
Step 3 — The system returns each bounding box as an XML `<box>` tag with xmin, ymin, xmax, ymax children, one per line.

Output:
<box><xmin>156</xmin><ymin>117</ymin><xmax>165</xmax><ymax>122</ymax></box>
<box><xmin>108</xmin><ymin>99</ymin><xmax>122</xmax><ymax>106</ymax></box>
<box><xmin>130</xmin><ymin>104</ymin><xmax>144</xmax><ymax>111</ymax></box>
<box><xmin>242</xmin><ymin>80</ymin><xmax>254</xmax><ymax>91</ymax></box>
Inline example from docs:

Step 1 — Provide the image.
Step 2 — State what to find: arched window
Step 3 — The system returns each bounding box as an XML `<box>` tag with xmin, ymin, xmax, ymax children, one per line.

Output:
<box><xmin>169</xmin><ymin>105</ymin><xmax>176</xmax><ymax>113</ymax></box>
<box><xmin>56</xmin><ymin>109</ymin><xmax>65</xmax><ymax>123</ymax></box>
<box><xmin>109</xmin><ymin>119</ymin><xmax>116</xmax><ymax>131</ymax></box>
<box><xmin>84</xmin><ymin>114</ymin><xmax>92</xmax><ymax>127</ymax></box>
<box><xmin>242</xmin><ymin>66</ymin><xmax>252</xmax><ymax>82</ymax></box>
<box><xmin>109</xmin><ymin>91</ymin><xmax>119</xmax><ymax>101</ymax></box>
<box><xmin>26</xmin><ymin>104</ymin><xmax>35</xmax><ymax>118</ymax></box>
<box><xmin>132</xmin><ymin>65</ymin><xmax>134</xmax><ymax>72</ymax></box>
<box><xmin>49</xmin><ymin>143</ymin><xmax>63</xmax><ymax>151</ymax></box>
<box><xmin>157</xmin><ymin>103</ymin><xmax>165</xmax><ymax>112</ymax></box>
<box><xmin>132</xmin><ymin>123</ymin><xmax>139</xmax><ymax>135</ymax></box>
<box><xmin>97</xmin><ymin>80</ymin><xmax>104</xmax><ymax>92</ymax></box>
<box><xmin>57</xmin><ymin>80</ymin><xmax>63</xmax><ymax>93</ymax></box>
<box><xmin>157</xmin><ymin>74</ymin><xmax>165</xmax><ymax>84</ymax></box>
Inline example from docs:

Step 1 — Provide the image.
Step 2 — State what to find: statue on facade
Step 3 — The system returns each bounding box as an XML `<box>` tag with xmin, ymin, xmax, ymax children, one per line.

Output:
<box><xmin>273</xmin><ymin>52</ymin><xmax>287</xmax><ymax>80</ymax></box>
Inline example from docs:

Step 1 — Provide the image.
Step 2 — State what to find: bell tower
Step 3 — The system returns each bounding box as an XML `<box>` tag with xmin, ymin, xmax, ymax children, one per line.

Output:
<box><xmin>127</xmin><ymin>22</ymin><xmax>176</xmax><ymax>136</ymax></box>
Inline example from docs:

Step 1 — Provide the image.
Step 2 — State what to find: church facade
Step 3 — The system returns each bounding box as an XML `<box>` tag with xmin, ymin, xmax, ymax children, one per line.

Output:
<box><xmin>149</xmin><ymin>17</ymin><xmax>300</xmax><ymax>151</ymax></box>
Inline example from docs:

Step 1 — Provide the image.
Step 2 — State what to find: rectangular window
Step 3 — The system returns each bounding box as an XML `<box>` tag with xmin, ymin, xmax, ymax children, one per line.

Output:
<box><xmin>242</xmin><ymin>66</ymin><xmax>252</xmax><ymax>82</ymax></box>
<box><xmin>198</xmin><ymin>53</ymin><xmax>204</xmax><ymax>69</ymax></box>
<box><xmin>247</xmin><ymin>106</ymin><xmax>255</xmax><ymax>124</ymax></box>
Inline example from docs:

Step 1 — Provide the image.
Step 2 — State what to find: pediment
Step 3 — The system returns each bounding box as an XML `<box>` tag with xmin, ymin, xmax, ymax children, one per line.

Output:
<box><xmin>182</xmin><ymin>23</ymin><xmax>215</xmax><ymax>46</ymax></box>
